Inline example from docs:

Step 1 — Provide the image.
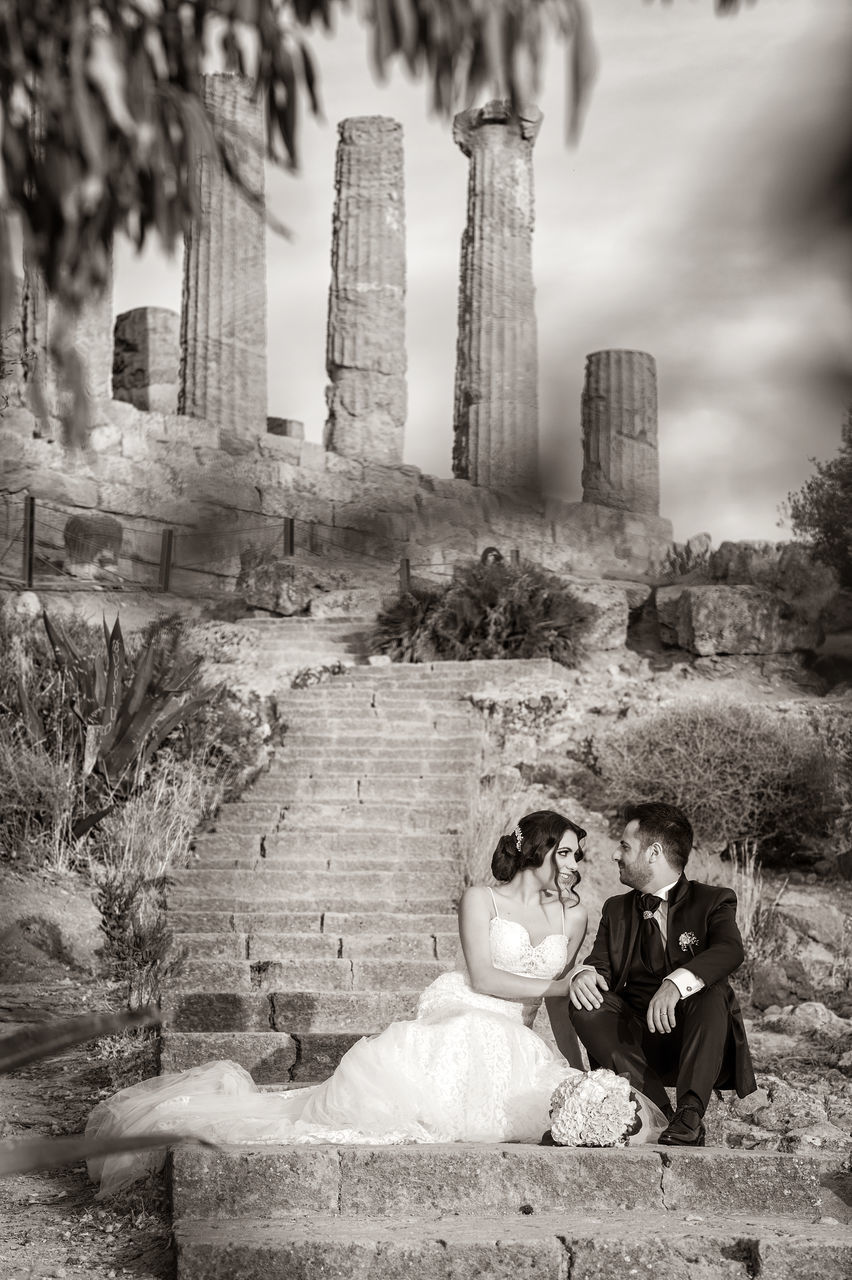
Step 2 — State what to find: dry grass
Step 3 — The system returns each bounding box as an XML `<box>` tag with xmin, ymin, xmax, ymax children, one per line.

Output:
<box><xmin>689</xmin><ymin>838</ymin><xmax>787</xmax><ymax>980</ymax></box>
<box><xmin>87</xmin><ymin>755</ymin><xmax>223</xmax><ymax>1006</ymax></box>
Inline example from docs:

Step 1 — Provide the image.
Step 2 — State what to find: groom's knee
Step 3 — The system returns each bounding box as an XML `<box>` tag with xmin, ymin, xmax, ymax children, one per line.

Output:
<box><xmin>568</xmin><ymin>990</ymin><xmax>622</xmax><ymax>1028</ymax></box>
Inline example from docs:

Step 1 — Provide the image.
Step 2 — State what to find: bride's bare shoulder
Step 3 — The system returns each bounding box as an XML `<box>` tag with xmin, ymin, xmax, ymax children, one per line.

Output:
<box><xmin>459</xmin><ymin>884</ymin><xmax>493</xmax><ymax>910</ymax></box>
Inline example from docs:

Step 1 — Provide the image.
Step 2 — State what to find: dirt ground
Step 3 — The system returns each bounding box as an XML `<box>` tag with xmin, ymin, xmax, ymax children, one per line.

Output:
<box><xmin>0</xmin><ymin>870</ymin><xmax>174</xmax><ymax>1280</ymax></box>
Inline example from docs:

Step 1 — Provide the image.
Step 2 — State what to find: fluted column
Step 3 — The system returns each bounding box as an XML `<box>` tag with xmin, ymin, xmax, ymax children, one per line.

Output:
<box><xmin>20</xmin><ymin>254</ymin><xmax>113</xmax><ymax>418</ymax></box>
<box><xmin>324</xmin><ymin>117</ymin><xmax>406</xmax><ymax>464</ymax></box>
<box><xmin>581</xmin><ymin>349</ymin><xmax>660</xmax><ymax>516</ymax></box>
<box><xmin>179</xmin><ymin>74</ymin><xmax>266</xmax><ymax>435</ymax></box>
<box><xmin>452</xmin><ymin>100</ymin><xmax>542</xmax><ymax>491</ymax></box>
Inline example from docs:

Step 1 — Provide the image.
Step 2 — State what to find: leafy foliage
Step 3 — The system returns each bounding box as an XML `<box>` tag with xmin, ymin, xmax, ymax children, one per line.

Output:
<box><xmin>0</xmin><ymin>1</ymin><xmax>594</xmax><ymax>327</ymax></box>
<box><xmin>587</xmin><ymin>698</ymin><xmax>843</xmax><ymax>861</ymax></box>
<box><xmin>786</xmin><ymin>413</ymin><xmax>852</xmax><ymax>588</ymax></box>
<box><xmin>36</xmin><ymin>610</ymin><xmax>213</xmax><ymax>834</ymax></box>
<box><xmin>371</xmin><ymin>560</ymin><xmax>598</xmax><ymax>666</ymax></box>
<box><xmin>371</xmin><ymin>583</ymin><xmax>444</xmax><ymax>662</ymax></box>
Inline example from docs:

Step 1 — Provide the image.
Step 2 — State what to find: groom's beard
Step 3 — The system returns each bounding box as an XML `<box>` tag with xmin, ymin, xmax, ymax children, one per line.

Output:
<box><xmin>615</xmin><ymin>861</ymin><xmax>652</xmax><ymax>891</ymax></box>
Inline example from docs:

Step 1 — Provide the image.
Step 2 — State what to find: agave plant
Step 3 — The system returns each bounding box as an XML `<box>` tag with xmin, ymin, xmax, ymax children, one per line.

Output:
<box><xmin>18</xmin><ymin>612</ymin><xmax>214</xmax><ymax>837</ymax></box>
<box><xmin>0</xmin><ymin>1006</ymin><xmax>210</xmax><ymax>1179</ymax></box>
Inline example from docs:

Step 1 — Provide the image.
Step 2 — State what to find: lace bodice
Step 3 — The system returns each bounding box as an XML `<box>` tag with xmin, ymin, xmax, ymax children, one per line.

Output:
<box><xmin>488</xmin><ymin>916</ymin><xmax>569</xmax><ymax>979</ymax></box>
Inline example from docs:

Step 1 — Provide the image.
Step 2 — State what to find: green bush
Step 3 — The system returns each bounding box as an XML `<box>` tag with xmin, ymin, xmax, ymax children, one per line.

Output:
<box><xmin>371</xmin><ymin>561</ymin><xmax>598</xmax><ymax>667</ymax></box>
<box><xmin>589</xmin><ymin>698</ymin><xmax>839</xmax><ymax>859</ymax></box>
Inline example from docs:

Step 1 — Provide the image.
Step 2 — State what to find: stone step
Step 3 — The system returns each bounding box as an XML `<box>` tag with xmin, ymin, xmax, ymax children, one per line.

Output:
<box><xmin>166</xmin><ymin>909</ymin><xmax>458</xmax><ymax>935</ymax></box>
<box><xmin>194</xmin><ymin>830</ymin><xmax>464</xmax><ymax>852</ymax></box>
<box><xmin>167</xmin><ymin>895</ymin><xmax>457</xmax><ymax>916</ymax></box>
<box><xmin>160</xmin><ymin>988</ymin><xmax>421</xmax><ymax>1034</ymax></box>
<box><xmin>172</xmin><ymin>1143</ymin><xmax>824</xmax><ymax>1222</ymax></box>
<box><xmin>191</xmin><ymin>854</ymin><xmax>458</xmax><ymax>874</ymax></box>
<box><xmin>160</xmin><ymin>1031</ymin><xmax>298</xmax><ymax>1081</ymax></box>
<box><xmin>173</xmin><ymin>1212</ymin><xmax>852</xmax><ymax>1280</ymax></box>
<box><xmin>270</xmin><ymin>991</ymin><xmax>420</xmax><ymax>1033</ymax></box>
<box><xmin>264</xmin><ymin>754</ymin><xmax>477</xmax><ymax>772</ymax></box>
<box><xmin>169</xmin><ymin>869</ymin><xmax>460</xmax><ymax>899</ymax></box>
<box><xmin>160</xmin><ymin>1029</ymin><xmax>366</xmax><ymax>1082</ymax></box>
<box><xmin>247</xmin><ymin>777</ymin><xmax>474</xmax><ymax>802</ymax></box>
<box><xmin>209</xmin><ymin>801</ymin><xmax>469</xmax><ymax>830</ymax></box>
<box><xmin>172</xmin><ymin>931</ymin><xmax>456</xmax><ymax>963</ymax></box>
<box><xmin>247</xmin><ymin>932</ymin><xmax>459</xmax><ymax>962</ymax></box>
<box><xmin>175</xmin><ymin>957</ymin><xmax>449</xmax><ymax>994</ymax></box>
<box><xmin>281</xmin><ymin>728</ymin><xmax>480</xmax><ymax>745</ymax></box>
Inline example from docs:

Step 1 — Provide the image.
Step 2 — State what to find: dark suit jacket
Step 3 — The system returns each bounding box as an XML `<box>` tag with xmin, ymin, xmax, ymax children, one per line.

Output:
<box><xmin>584</xmin><ymin>875</ymin><xmax>756</xmax><ymax>1097</ymax></box>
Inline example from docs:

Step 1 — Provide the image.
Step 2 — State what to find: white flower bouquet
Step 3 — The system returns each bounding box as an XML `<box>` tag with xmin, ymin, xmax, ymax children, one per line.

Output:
<box><xmin>549</xmin><ymin>1069</ymin><xmax>642</xmax><ymax>1147</ymax></box>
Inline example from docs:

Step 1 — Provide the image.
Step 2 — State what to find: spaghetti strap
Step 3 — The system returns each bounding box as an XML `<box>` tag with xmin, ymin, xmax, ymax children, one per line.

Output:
<box><xmin>487</xmin><ymin>887</ymin><xmax>500</xmax><ymax>919</ymax></box>
<box><xmin>560</xmin><ymin>898</ymin><xmax>567</xmax><ymax>936</ymax></box>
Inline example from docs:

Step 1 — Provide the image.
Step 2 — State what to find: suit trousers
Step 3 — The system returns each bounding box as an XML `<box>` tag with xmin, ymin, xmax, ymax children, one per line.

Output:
<box><xmin>568</xmin><ymin>985</ymin><xmax>731</xmax><ymax>1115</ymax></box>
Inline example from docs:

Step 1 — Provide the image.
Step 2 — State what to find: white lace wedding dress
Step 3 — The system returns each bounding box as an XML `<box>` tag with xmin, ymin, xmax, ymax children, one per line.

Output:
<box><xmin>87</xmin><ymin>896</ymin><xmax>664</xmax><ymax>1196</ymax></box>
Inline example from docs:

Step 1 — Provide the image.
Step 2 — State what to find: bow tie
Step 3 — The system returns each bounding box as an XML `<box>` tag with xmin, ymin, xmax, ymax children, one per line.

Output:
<box><xmin>639</xmin><ymin>893</ymin><xmax>663</xmax><ymax>919</ymax></box>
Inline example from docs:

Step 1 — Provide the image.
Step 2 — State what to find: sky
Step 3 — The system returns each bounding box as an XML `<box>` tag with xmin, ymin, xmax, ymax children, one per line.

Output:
<box><xmin>114</xmin><ymin>0</ymin><xmax>852</xmax><ymax>545</ymax></box>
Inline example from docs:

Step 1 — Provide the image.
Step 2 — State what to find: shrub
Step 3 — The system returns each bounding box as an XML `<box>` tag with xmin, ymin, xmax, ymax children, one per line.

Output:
<box><xmin>88</xmin><ymin>755</ymin><xmax>222</xmax><ymax>1007</ymax></box>
<box><xmin>592</xmin><ymin>698</ymin><xmax>837</xmax><ymax>859</ymax></box>
<box><xmin>371</xmin><ymin>561</ymin><xmax>598</xmax><ymax>667</ymax></box>
<box><xmin>371</xmin><ymin>584</ymin><xmax>444</xmax><ymax>662</ymax></box>
<box><xmin>786</xmin><ymin>411</ymin><xmax>852</xmax><ymax>588</ymax></box>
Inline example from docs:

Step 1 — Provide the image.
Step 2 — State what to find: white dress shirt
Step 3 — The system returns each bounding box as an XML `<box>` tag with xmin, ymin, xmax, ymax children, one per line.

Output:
<box><xmin>571</xmin><ymin>878</ymin><xmax>705</xmax><ymax>999</ymax></box>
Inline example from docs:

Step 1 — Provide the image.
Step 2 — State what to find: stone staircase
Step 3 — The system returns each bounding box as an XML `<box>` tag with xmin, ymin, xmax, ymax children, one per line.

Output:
<box><xmin>161</xmin><ymin>649</ymin><xmax>852</xmax><ymax>1279</ymax></box>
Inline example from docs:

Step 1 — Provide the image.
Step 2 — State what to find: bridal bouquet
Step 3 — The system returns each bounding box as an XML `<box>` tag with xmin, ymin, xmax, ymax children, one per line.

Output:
<box><xmin>549</xmin><ymin>1069</ymin><xmax>642</xmax><ymax>1147</ymax></box>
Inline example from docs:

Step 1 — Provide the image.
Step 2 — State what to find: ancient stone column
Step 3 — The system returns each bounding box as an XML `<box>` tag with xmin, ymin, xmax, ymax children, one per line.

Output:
<box><xmin>20</xmin><ymin>254</ymin><xmax>113</xmax><ymax>418</ymax></box>
<box><xmin>324</xmin><ymin>117</ymin><xmax>406</xmax><ymax>464</ymax></box>
<box><xmin>452</xmin><ymin>100</ymin><xmax>542</xmax><ymax>491</ymax></box>
<box><xmin>113</xmin><ymin>308</ymin><xmax>179</xmax><ymax>412</ymax></box>
<box><xmin>581</xmin><ymin>349</ymin><xmax>660</xmax><ymax>516</ymax></box>
<box><xmin>179</xmin><ymin>74</ymin><xmax>266</xmax><ymax>434</ymax></box>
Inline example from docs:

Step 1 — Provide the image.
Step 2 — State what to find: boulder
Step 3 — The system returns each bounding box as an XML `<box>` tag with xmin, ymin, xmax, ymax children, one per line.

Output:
<box><xmin>236</xmin><ymin>546</ymin><xmax>348</xmax><ymax>616</ymax></box>
<box><xmin>750</xmin><ymin>961</ymin><xmax>793</xmax><ymax>1011</ymax></box>
<box><xmin>710</xmin><ymin>540</ymin><xmax>839</xmax><ymax>625</ymax></box>
<box><xmin>655</xmin><ymin>584</ymin><xmax>822</xmax><ymax>655</ymax></box>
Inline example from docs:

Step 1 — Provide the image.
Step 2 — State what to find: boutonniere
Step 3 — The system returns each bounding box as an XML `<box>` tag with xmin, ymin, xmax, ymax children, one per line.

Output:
<box><xmin>678</xmin><ymin>931</ymin><xmax>699</xmax><ymax>957</ymax></box>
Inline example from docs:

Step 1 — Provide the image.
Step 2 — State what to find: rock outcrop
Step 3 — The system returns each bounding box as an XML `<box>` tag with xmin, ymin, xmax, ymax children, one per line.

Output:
<box><xmin>657</xmin><ymin>584</ymin><xmax>822</xmax><ymax>655</ymax></box>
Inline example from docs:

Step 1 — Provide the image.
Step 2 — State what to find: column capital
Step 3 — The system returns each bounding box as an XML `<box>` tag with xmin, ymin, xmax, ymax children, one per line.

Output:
<box><xmin>453</xmin><ymin>100</ymin><xmax>543</xmax><ymax>158</ymax></box>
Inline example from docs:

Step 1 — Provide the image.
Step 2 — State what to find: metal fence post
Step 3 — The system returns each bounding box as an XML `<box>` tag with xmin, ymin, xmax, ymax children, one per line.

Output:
<box><xmin>283</xmin><ymin>517</ymin><xmax>295</xmax><ymax>558</ymax></box>
<box><xmin>158</xmin><ymin>528</ymin><xmax>174</xmax><ymax>593</ymax></box>
<box><xmin>22</xmin><ymin>495</ymin><xmax>35</xmax><ymax>589</ymax></box>
<box><xmin>399</xmin><ymin>558</ymin><xmax>411</xmax><ymax>592</ymax></box>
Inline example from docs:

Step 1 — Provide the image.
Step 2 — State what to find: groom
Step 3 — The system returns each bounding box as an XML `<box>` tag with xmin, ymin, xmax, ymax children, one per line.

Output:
<box><xmin>550</xmin><ymin>801</ymin><xmax>755</xmax><ymax>1146</ymax></box>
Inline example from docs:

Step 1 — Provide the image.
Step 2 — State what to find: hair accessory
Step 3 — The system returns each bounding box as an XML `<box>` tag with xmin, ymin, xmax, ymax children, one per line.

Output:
<box><xmin>514</xmin><ymin>825</ymin><xmax>523</xmax><ymax>854</ymax></box>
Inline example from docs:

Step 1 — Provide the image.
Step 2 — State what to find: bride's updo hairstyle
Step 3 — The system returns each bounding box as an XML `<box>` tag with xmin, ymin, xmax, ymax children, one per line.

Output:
<box><xmin>491</xmin><ymin>810</ymin><xmax>586</xmax><ymax>883</ymax></box>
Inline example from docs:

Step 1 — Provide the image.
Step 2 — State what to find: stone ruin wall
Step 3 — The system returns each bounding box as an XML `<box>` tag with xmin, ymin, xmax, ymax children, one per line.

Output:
<box><xmin>0</xmin><ymin>84</ymin><xmax>676</xmax><ymax>594</ymax></box>
<box><xmin>0</xmin><ymin>396</ymin><xmax>673</xmax><ymax>593</ymax></box>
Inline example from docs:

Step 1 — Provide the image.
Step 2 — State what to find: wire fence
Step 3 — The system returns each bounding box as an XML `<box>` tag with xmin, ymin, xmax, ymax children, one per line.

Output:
<box><xmin>0</xmin><ymin>492</ymin><xmax>520</xmax><ymax>600</ymax></box>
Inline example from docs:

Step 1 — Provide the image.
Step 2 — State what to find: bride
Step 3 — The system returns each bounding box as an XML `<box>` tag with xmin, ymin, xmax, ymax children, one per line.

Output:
<box><xmin>87</xmin><ymin>810</ymin><xmax>665</xmax><ymax>1196</ymax></box>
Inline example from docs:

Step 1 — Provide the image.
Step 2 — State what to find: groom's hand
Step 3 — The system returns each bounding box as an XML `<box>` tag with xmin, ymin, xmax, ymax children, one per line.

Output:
<box><xmin>647</xmin><ymin>980</ymin><xmax>681</xmax><ymax>1034</ymax></box>
<box><xmin>569</xmin><ymin>970</ymin><xmax>608</xmax><ymax>1010</ymax></box>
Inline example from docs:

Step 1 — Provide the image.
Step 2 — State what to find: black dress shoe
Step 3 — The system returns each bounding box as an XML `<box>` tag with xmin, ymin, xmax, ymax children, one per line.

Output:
<box><xmin>658</xmin><ymin>1105</ymin><xmax>706</xmax><ymax>1147</ymax></box>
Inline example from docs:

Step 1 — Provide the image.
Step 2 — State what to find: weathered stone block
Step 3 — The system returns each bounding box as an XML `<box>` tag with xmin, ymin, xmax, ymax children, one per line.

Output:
<box><xmin>340</xmin><ymin>1146</ymin><xmax>661</xmax><ymax>1217</ymax></box>
<box><xmin>113</xmin><ymin>307</ymin><xmax>179</xmax><ymax>412</ymax></box>
<box><xmin>267</xmin><ymin>417</ymin><xmax>304</xmax><ymax>440</ymax></box>
<box><xmin>160</xmin><ymin>1031</ymin><xmax>297</xmax><ymax>1081</ymax></box>
<box><xmin>172</xmin><ymin>1145</ymin><xmax>340</xmax><ymax>1219</ymax></box>
<box><xmin>657</xmin><ymin>584</ymin><xmax>822</xmax><ymax>655</ymax></box>
<box><xmin>660</xmin><ymin>1148</ymin><xmax>821</xmax><ymax>1215</ymax></box>
<box><xmin>298</xmin><ymin>441</ymin><xmax>326</xmax><ymax>472</ymax></box>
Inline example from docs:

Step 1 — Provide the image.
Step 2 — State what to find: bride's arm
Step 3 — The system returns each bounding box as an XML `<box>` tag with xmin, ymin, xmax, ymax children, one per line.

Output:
<box><xmin>458</xmin><ymin>887</ymin><xmax>574</xmax><ymax>1000</ymax></box>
